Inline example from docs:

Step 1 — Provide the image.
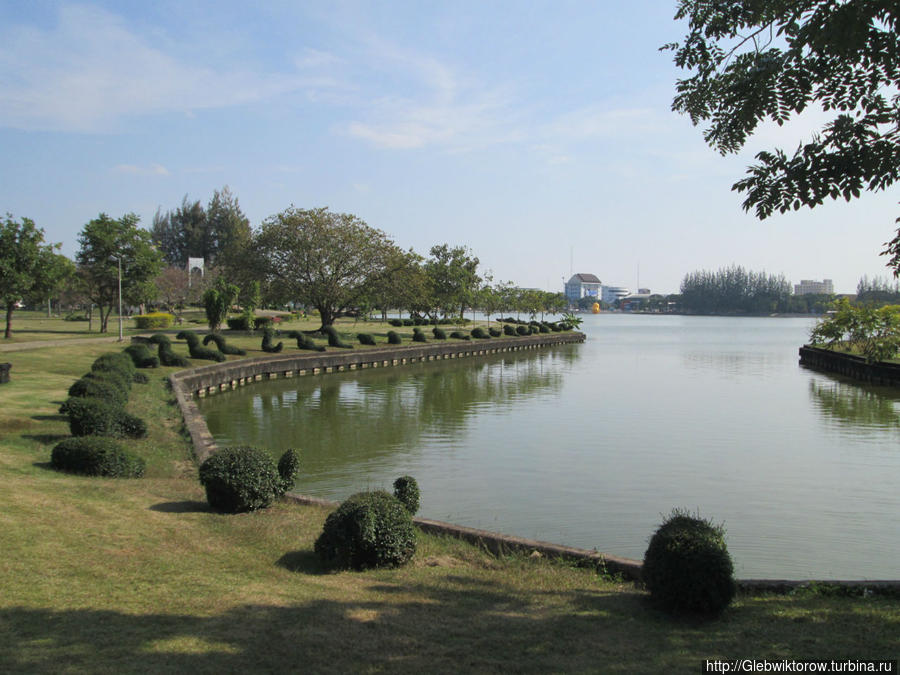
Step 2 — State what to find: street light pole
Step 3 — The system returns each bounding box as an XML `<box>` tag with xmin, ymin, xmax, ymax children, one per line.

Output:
<box><xmin>117</xmin><ymin>255</ymin><xmax>123</xmax><ymax>342</ymax></box>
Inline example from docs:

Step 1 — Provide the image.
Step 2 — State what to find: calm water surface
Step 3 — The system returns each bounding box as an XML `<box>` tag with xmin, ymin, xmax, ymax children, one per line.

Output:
<box><xmin>198</xmin><ymin>315</ymin><xmax>900</xmax><ymax>579</ymax></box>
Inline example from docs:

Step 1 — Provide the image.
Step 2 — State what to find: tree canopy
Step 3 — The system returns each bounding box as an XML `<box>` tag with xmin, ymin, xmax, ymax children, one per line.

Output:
<box><xmin>76</xmin><ymin>213</ymin><xmax>164</xmax><ymax>333</ymax></box>
<box><xmin>255</xmin><ymin>207</ymin><xmax>403</xmax><ymax>330</ymax></box>
<box><xmin>0</xmin><ymin>214</ymin><xmax>62</xmax><ymax>338</ymax></box>
<box><xmin>664</xmin><ymin>1</ymin><xmax>900</xmax><ymax>266</ymax></box>
<box><xmin>151</xmin><ymin>186</ymin><xmax>251</xmax><ymax>273</ymax></box>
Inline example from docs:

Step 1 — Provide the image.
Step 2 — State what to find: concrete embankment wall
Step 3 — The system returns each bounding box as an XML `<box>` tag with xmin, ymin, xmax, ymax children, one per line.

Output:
<box><xmin>168</xmin><ymin>333</ymin><xmax>900</xmax><ymax>591</ymax></box>
<box><xmin>799</xmin><ymin>345</ymin><xmax>900</xmax><ymax>386</ymax></box>
<box><xmin>170</xmin><ymin>332</ymin><xmax>585</xmax><ymax>464</ymax></box>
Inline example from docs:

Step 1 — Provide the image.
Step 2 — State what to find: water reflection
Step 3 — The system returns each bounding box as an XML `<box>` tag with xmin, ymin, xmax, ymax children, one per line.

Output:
<box><xmin>807</xmin><ymin>376</ymin><xmax>900</xmax><ymax>434</ymax></box>
<box><xmin>199</xmin><ymin>347</ymin><xmax>575</xmax><ymax>479</ymax></box>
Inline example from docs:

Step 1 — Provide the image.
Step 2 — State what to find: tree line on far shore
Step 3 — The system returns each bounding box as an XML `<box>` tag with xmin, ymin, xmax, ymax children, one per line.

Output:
<box><xmin>1</xmin><ymin>189</ymin><xmax>569</xmax><ymax>337</ymax></box>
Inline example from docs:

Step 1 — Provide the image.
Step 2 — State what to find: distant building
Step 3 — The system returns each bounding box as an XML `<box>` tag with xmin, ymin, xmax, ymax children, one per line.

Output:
<box><xmin>602</xmin><ymin>285</ymin><xmax>630</xmax><ymax>305</ymax></box>
<box><xmin>565</xmin><ymin>274</ymin><xmax>602</xmax><ymax>303</ymax></box>
<box><xmin>794</xmin><ymin>279</ymin><xmax>833</xmax><ymax>295</ymax></box>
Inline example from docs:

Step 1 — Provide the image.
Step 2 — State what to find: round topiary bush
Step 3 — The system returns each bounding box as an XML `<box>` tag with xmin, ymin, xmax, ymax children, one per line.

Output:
<box><xmin>177</xmin><ymin>330</ymin><xmax>227</xmax><ymax>361</ymax></box>
<box><xmin>488</xmin><ymin>327</ymin><xmax>502</xmax><ymax>337</ymax></box>
<box><xmin>91</xmin><ymin>352</ymin><xmax>137</xmax><ymax>380</ymax></box>
<box><xmin>199</xmin><ymin>446</ymin><xmax>298</xmax><ymax>513</ymax></box>
<box><xmin>60</xmin><ymin>397</ymin><xmax>147</xmax><ymax>439</ymax></box>
<box><xmin>642</xmin><ymin>509</ymin><xmax>736</xmax><ymax>615</ymax></box>
<box><xmin>412</xmin><ymin>327</ymin><xmax>427</xmax><ymax>342</ymax></box>
<box><xmin>314</xmin><ymin>490</ymin><xmax>417</xmax><ymax>570</ymax></box>
<box><xmin>387</xmin><ymin>330</ymin><xmax>402</xmax><ymax>345</ymax></box>
<box><xmin>67</xmin><ymin>376</ymin><xmax>129</xmax><ymax>408</ymax></box>
<box><xmin>471</xmin><ymin>327</ymin><xmax>490</xmax><ymax>339</ymax></box>
<box><xmin>51</xmin><ymin>436</ymin><xmax>145</xmax><ymax>478</ymax></box>
<box><xmin>393</xmin><ymin>475</ymin><xmax>420</xmax><ymax>515</ymax></box>
<box><xmin>503</xmin><ymin>324</ymin><xmax>517</xmax><ymax>336</ymax></box>
<box><xmin>357</xmin><ymin>333</ymin><xmax>376</xmax><ymax>346</ymax></box>
<box><xmin>432</xmin><ymin>327</ymin><xmax>447</xmax><ymax>340</ymax></box>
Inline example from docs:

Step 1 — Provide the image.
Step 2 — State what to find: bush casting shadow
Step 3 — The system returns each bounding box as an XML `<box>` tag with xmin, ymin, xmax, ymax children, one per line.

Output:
<box><xmin>149</xmin><ymin>501</ymin><xmax>212</xmax><ymax>514</ymax></box>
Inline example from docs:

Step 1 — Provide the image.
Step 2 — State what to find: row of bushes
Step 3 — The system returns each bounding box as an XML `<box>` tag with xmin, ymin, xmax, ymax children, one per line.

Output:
<box><xmin>387</xmin><ymin>317</ymin><xmax>470</xmax><ymax>327</ymax></box>
<box><xmin>194</xmin><ymin>444</ymin><xmax>733</xmax><ymax>615</ymax></box>
<box><xmin>53</xmin><ymin>351</ymin><xmax>149</xmax><ymax>478</ymax></box>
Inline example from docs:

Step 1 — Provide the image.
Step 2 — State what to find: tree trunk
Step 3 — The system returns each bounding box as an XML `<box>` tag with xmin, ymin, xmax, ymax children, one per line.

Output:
<box><xmin>317</xmin><ymin>305</ymin><xmax>335</xmax><ymax>331</ymax></box>
<box><xmin>4</xmin><ymin>303</ymin><xmax>14</xmax><ymax>339</ymax></box>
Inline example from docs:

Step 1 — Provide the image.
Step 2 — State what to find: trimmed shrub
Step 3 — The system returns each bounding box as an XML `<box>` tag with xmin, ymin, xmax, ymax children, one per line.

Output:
<box><xmin>412</xmin><ymin>328</ymin><xmax>427</xmax><ymax>342</ymax></box>
<box><xmin>261</xmin><ymin>328</ymin><xmax>284</xmax><ymax>353</ymax></box>
<box><xmin>387</xmin><ymin>331</ymin><xmax>402</xmax><ymax>345</ymax></box>
<box><xmin>357</xmin><ymin>333</ymin><xmax>377</xmax><ymax>346</ymax></box>
<box><xmin>503</xmin><ymin>324</ymin><xmax>517</xmax><ymax>336</ymax></box>
<box><xmin>488</xmin><ymin>327</ymin><xmax>502</xmax><ymax>338</ymax></box>
<box><xmin>286</xmin><ymin>330</ymin><xmax>325</xmax><ymax>352</ymax></box>
<box><xmin>388</xmin><ymin>318</ymin><xmax>403</xmax><ymax>327</ymax></box>
<box><xmin>177</xmin><ymin>330</ymin><xmax>227</xmax><ymax>362</ymax></box>
<box><xmin>132</xmin><ymin>372</ymin><xmax>150</xmax><ymax>384</ymax></box>
<box><xmin>226</xmin><ymin>316</ymin><xmax>250</xmax><ymax>331</ymax></box>
<box><xmin>323</xmin><ymin>326</ymin><xmax>353</xmax><ymax>349</ymax></box>
<box><xmin>471</xmin><ymin>327</ymin><xmax>490</xmax><ymax>339</ymax></box>
<box><xmin>203</xmin><ymin>333</ymin><xmax>247</xmax><ymax>356</ymax></box>
<box><xmin>124</xmin><ymin>344</ymin><xmax>160</xmax><ymax>368</ymax></box>
<box><xmin>449</xmin><ymin>331</ymin><xmax>471</xmax><ymax>340</ymax></box>
<box><xmin>67</xmin><ymin>376</ymin><xmax>128</xmax><ymax>408</ymax></box>
<box><xmin>133</xmin><ymin>312</ymin><xmax>174</xmax><ymax>330</ymax></box>
<box><xmin>432</xmin><ymin>327</ymin><xmax>447</xmax><ymax>340</ymax></box>
<box><xmin>198</xmin><ymin>446</ymin><xmax>295</xmax><ymax>513</ymax></box>
<box><xmin>277</xmin><ymin>448</ymin><xmax>300</xmax><ymax>495</ymax></box>
<box><xmin>51</xmin><ymin>436</ymin><xmax>145</xmax><ymax>478</ymax></box>
<box><xmin>642</xmin><ymin>509</ymin><xmax>736</xmax><ymax>615</ymax></box>
<box><xmin>150</xmin><ymin>334</ymin><xmax>190</xmax><ymax>367</ymax></box>
<box><xmin>314</xmin><ymin>490</ymin><xmax>417</xmax><ymax>570</ymax></box>
<box><xmin>516</xmin><ymin>325</ymin><xmax>530</xmax><ymax>336</ymax></box>
<box><xmin>402</xmin><ymin>318</ymin><xmax>414</xmax><ymax>326</ymax></box>
<box><xmin>253</xmin><ymin>316</ymin><xmax>273</xmax><ymax>330</ymax></box>
<box><xmin>539</xmin><ymin>323</ymin><xmax>551</xmax><ymax>333</ymax></box>
<box><xmin>61</xmin><ymin>397</ymin><xmax>148</xmax><ymax>439</ymax></box>
<box><xmin>393</xmin><ymin>475</ymin><xmax>420</xmax><ymax>515</ymax></box>
<box><xmin>91</xmin><ymin>352</ymin><xmax>137</xmax><ymax>380</ymax></box>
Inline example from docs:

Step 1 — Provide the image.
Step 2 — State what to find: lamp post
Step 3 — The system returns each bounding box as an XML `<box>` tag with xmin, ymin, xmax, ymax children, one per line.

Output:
<box><xmin>110</xmin><ymin>255</ymin><xmax>124</xmax><ymax>342</ymax></box>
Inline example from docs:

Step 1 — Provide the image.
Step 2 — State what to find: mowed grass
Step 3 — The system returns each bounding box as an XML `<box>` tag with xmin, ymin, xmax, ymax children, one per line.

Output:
<box><xmin>1</xmin><ymin>327</ymin><xmax>898</xmax><ymax>673</ymax></box>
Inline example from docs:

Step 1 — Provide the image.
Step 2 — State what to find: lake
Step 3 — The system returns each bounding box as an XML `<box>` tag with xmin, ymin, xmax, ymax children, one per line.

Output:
<box><xmin>197</xmin><ymin>314</ymin><xmax>900</xmax><ymax>580</ymax></box>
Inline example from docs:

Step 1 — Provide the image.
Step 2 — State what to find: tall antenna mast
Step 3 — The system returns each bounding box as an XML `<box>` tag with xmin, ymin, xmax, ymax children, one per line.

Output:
<box><xmin>570</xmin><ymin>246</ymin><xmax>573</xmax><ymax>277</ymax></box>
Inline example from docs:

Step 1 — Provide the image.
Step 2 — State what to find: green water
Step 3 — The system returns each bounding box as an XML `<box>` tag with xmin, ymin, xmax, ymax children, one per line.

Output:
<box><xmin>198</xmin><ymin>315</ymin><xmax>900</xmax><ymax>579</ymax></box>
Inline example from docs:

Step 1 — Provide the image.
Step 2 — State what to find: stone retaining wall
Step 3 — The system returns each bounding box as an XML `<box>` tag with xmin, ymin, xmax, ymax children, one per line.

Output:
<box><xmin>169</xmin><ymin>333</ymin><xmax>900</xmax><ymax>591</ymax></box>
<box><xmin>799</xmin><ymin>345</ymin><xmax>900</xmax><ymax>386</ymax></box>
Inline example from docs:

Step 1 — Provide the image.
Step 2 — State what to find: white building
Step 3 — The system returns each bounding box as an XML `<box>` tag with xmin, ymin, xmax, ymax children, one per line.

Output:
<box><xmin>602</xmin><ymin>285</ymin><xmax>631</xmax><ymax>305</ymax></box>
<box><xmin>794</xmin><ymin>279</ymin><xmax>833</xmax><ymax>295</ymax></box>
<box><xmin>565</xmin><ymin>274</ymin><xmax>602</xmax><ymax>303</ymax></box>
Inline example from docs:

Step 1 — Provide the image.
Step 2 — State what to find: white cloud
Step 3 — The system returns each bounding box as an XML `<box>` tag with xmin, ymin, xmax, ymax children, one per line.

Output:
<box><xmin>0</xmin><ymin>4</ymin><xmax>327</xmax><ymax>132</ymax></box>
<box><xmin>113</xmin><ymin>163</ymin><xmax>169</xmax><ymax>176</ymax></box>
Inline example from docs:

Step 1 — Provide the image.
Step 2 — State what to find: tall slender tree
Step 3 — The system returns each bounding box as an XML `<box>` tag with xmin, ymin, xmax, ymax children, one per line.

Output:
<box><xmin>0</xmin><ymin>214</ymin><xmax>62</xmax><ymax>338</ymax></box>
<box><xmin>76</xmin><ymin>213</ymin><xmax>164</xmax><ymax>333</ymax></box>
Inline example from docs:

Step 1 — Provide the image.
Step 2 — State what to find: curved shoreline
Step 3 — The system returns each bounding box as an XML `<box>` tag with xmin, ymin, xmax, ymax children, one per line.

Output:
<box><xmin>169</xmin><ymin>334</ymin><xmax>900</xmax><ymax>591</ymax></box>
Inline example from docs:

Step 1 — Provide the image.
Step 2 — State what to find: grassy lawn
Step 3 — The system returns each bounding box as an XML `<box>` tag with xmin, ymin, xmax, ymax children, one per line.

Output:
<box><xmin>1</xmin><ymin>322</ymin><xmax>898</xmax><ymax>673</ymax></box>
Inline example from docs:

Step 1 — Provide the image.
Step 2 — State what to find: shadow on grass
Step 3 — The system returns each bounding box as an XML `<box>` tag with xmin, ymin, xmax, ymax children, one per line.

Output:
<box><xmin>1</xmin><ymin>578</ymin><xmax>896</xmax><ymax>674</ymax></box>
<box><xmin>31</xmin><ymin>414</ymin><xmax>66</xmax><ymax>422</ymax></box>
<box><xmin>23</xmin><ymin>433</ymin><xmax>68</xmax><ymax>445</ymax></box>
<box><xmin>149</xmin><ymin>501</ymin><xmax>211</xmax><ymax>514</ymax></box>
<box><xmin>275</xmin><ymin>550</ymin><xmax>326</xmax><ymax>575</ymax></box>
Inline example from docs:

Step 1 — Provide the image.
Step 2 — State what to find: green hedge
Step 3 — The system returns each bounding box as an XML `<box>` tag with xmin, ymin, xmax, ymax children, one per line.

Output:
<box><xmin>314</xmin><ymin>490</ymin><xmax>416</xmax><ymax>570</ymax></box>
<box><xmin>133</xmin><ymin>312</ymin><xmax>174</xmax><ymax>330</ymax></box>
<box><xmin>198</xmin><ymin>446</ymin><xmax>297</xmax><ymax>513</ymax></box>
<box><xmin>51</xmin><ymin>436</ymin><xmax>145</xmax><ymax>478</ymax></box>
<box><xmin>60</xmin><ymin>397</ymin><xmax>148</xmax><ymax>439</ymax></box>
<box><xmin>642</xmin><ymin>509</ymin><xmax>736</xmax><ymax>615</ymax></box>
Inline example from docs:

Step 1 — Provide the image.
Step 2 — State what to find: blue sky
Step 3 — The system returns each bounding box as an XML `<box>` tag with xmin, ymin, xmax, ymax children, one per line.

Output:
<box><xmin>1</xmin><ymin>1</ymin><xmax>896</xmax><ymax>294</ymax></box>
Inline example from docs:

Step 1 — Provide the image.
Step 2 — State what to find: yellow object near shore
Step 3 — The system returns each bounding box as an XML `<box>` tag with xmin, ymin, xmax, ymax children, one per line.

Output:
<box><xmin>592</xmin><ymin>302</ymin><xmax>600</xmax><ymax>314</ymax></box>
